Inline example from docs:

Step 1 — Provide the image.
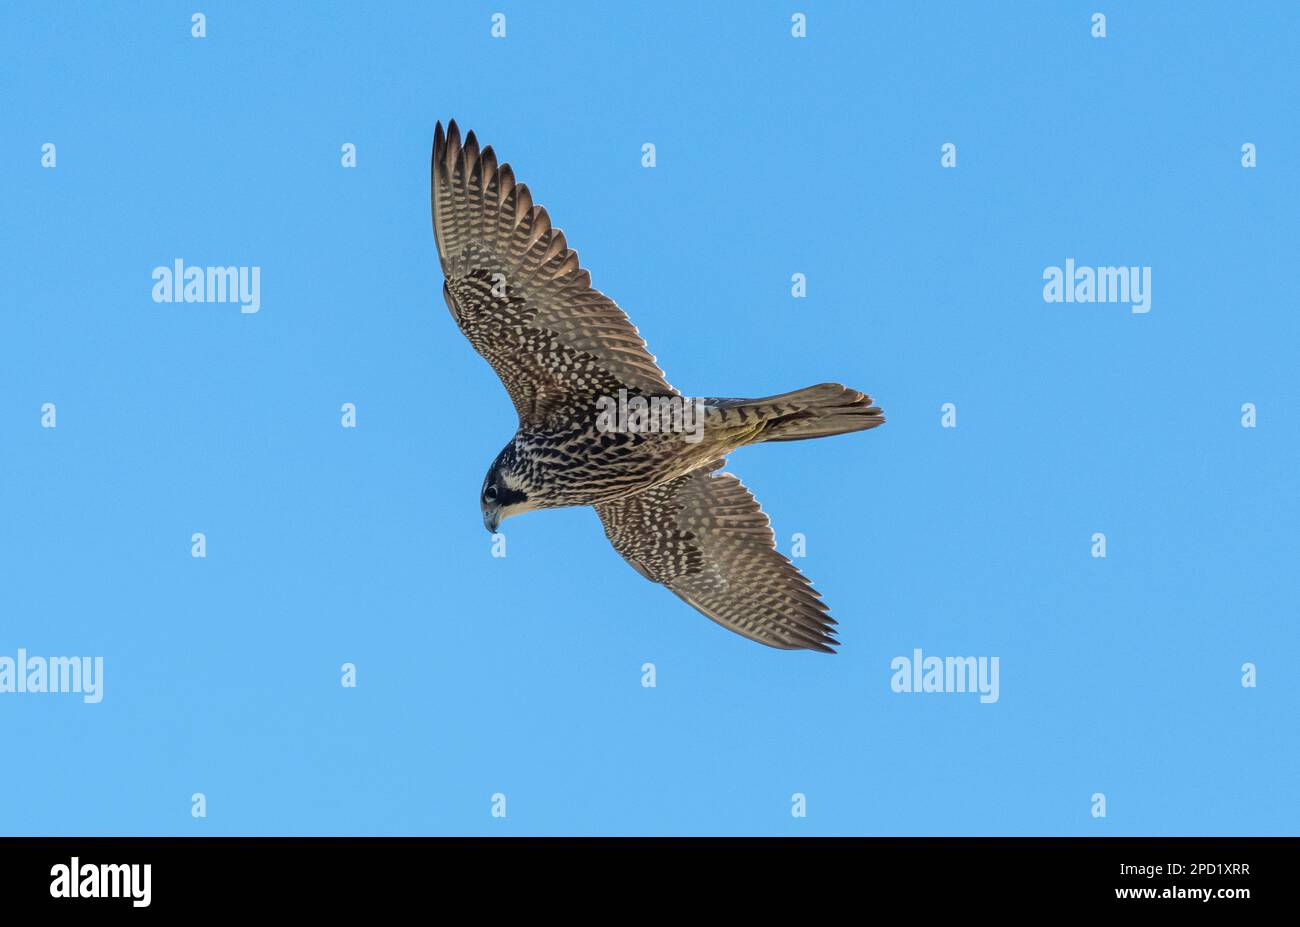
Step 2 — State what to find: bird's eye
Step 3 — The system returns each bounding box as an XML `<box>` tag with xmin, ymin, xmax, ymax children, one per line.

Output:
<box><xmin>484</xmin><ymin>485</ymin><xmax>498</xmax><ymax>503</ymax></box>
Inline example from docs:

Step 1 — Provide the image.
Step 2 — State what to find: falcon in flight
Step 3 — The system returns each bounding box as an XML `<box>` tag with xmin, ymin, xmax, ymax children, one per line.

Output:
<box><xmin>432</xmin><ymin>120</ymin><xmax>885</xmax><ymax>652</ymax></box>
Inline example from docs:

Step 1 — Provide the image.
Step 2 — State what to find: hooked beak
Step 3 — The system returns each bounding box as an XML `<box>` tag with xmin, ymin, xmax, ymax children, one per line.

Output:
<box><xmin>483</xmin><ymin>509</ymin><xmax>500</xmax><ymax>534</ymax></box>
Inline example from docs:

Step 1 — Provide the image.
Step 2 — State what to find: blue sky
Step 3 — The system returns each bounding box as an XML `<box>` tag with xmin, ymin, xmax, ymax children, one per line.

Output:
<box><xmin>1</xmin><ymin>1</ymin><xmax>1296</xmax><ymax>835</ymax></box>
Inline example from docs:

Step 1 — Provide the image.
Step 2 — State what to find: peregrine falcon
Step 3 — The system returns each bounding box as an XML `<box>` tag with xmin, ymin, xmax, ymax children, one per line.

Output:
<box><xmin>432</xmin><ymin>120</ymin><xmax>885</xmax><ymax>652</ymax></box>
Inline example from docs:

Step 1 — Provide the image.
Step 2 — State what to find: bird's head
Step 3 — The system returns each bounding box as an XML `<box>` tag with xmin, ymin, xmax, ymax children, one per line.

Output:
<box><xmin>480</xmin><ymin>445</ymin><xmax>533</xmax><ymax>534</ymax></box>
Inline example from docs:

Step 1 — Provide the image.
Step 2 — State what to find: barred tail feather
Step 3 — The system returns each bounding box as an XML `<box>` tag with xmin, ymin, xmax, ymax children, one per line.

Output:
<box><xmin>726</xmin><ymin>383</ymin><xmax>885</xmax><ymax>443</ymax></box>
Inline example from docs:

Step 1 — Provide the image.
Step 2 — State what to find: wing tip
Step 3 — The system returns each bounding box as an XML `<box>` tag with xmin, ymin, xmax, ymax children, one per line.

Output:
<box><xmin>799</xmin><ymin>627</ymin><xmax>840</xmax><ymax>653</ymax></box>
<box><xmin>777</xmin><ymin>631</ymin><xmax>838</xmax><ymax>654</ymax></box>
<box><xmin>433</xmin><ymin>119</ymin><xmax>461</xmax><ymax>156</ymax></box>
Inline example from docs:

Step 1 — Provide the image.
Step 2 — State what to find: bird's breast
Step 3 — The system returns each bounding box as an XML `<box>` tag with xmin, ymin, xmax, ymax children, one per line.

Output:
<box><xmin>518</xmin><ymin>425</ymin><xmax>731</xmax><ymax>508</ymax></box>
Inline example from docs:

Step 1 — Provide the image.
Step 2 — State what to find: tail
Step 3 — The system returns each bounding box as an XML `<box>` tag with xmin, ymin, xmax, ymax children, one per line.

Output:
<box><xmin>709</xmin><ymin>383</ymin><xmax>885</xmax><ymax>443</ymax></box>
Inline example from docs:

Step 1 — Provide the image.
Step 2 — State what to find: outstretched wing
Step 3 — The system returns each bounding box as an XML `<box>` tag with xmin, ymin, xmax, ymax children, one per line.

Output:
<box><xmin>594</xmin><ymin>461</ymin><xmax>839</xmax><ymax>652</ymax></box>
<box><xmin>432</xmin><ymin>120</ymin><xmax>673</xmax><ymax>426</ymax></box>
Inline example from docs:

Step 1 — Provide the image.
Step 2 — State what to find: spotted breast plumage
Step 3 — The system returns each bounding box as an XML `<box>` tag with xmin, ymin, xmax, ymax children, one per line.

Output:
<box><xmin>432</xmin><ymin>120</ymin><xmax>885</xmax><ymax>652</ymax></box>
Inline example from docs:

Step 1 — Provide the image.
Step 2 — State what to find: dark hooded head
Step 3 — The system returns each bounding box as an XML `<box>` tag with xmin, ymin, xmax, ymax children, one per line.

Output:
<box><xmin>480</xmin><ymin>444</ymin><xmax>533</xmax><ymax>533</ymax></box>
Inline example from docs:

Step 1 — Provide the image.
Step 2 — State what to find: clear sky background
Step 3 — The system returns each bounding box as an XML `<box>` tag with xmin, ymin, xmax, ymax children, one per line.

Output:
<box><xmin>1</xmin><ymin>2</ymin><xmax>1296</xmax><ymax>835</ymax></box>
